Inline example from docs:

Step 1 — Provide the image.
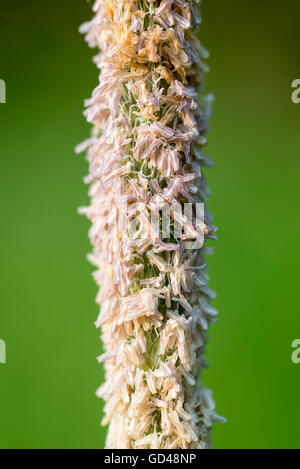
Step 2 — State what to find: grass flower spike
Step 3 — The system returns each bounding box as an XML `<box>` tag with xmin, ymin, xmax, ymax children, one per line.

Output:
<box><xmin>77</xmin><ymin>0</ymin><xmax>224</xmax><ymax>449</ymax></box>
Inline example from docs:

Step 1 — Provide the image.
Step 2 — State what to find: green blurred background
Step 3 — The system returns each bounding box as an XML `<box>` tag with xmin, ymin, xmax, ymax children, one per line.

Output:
<box><xmin>0</xmin><ymin>0</ymin><xmax>299</xmax><ymax>449</ymax></box>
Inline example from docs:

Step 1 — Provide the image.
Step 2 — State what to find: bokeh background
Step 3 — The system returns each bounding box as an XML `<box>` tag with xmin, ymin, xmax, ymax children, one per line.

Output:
<box><xmin>0</xmin><ymin>0</ymin><xmax>300</xmax><ymax>449</ymax></box>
